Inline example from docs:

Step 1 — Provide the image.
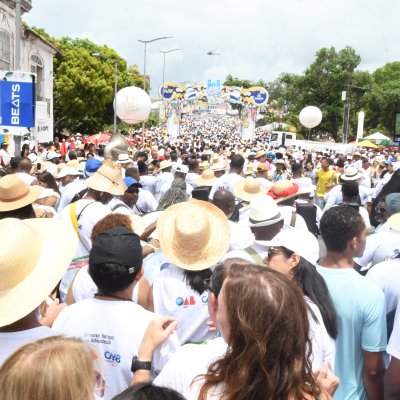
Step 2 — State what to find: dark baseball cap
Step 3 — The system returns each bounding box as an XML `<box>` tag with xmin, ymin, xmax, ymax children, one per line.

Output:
<box><xmin>90</xmin><ymin>227</ymin><xmax>142</xmax><ymax>274</ymax></box>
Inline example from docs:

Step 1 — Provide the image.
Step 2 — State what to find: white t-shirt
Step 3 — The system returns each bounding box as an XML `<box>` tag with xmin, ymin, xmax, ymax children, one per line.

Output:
<box><xmin>152</xmin><ymin>264</ymin><xmax>214</xmax><ymax>345</ymax></box>
<box><xmin>354</xmin><ymin>230</ymin><xmax>400</xmax><ymax>271</ymax></box>
<box><xmin>366</xmin><ymin>259</ymin><xmax>400</xmax><ymax>314</ymax></box>
<box><xmin>154</xmin><ymin>337</ymin><xmax>228</xmax><ymax>399</ymax></box>
<box><xmin>279</xmin><ymin>205</ymin><xmax>309</xmax><ymax>231</ymax></box>
<box><xmin>306</xmin><ymin>298</ymin><xmax>336</xmax><ymax>371</ymax></box>
<box><xmin>0</xmin><ymin>326</ymin><xmax>57</xmax><ymax>365</ymax></box>
<box><xmin>139</xmin><ymin>175</ymin><xmax>156</xmax><ymax>195</ymax></box>
<box><xmin>154</xmin><ymin>172</ymin><xmax>174</xmax><ymax>201</ymax></box>
<box><xmin>208</xmin><ymin>173</ymin><xmax>244</xmax><ymax>200</ymax></box>
<box><xmin>387</xmin><ymin>299</ymin><xmax>400</xmax><ymax>359</ymax></box>
<box><xmin>255</xmin><ymin>176</ymin><xmax>273</xmax><ymax>189</ymax></box>
<box><xmin>57</xmin><ymin>199</ymin><xmax>110</xmax><ymax>302</ymax></box>
<box><xmin>186</xmin><ymin>172</ymin><xmax>200</xmax><ymax>188</ymax></box>
<box><xmin>72</xmin><ymin>265</ymin><xmax>139</xmax><ymax>304</ymax></box>
<box><xmin>53</xmin><ymin>298</ymin><xmax>180</xmax><ymax>400</ymax></box>
<box><xmin>223</xmin><ymin>240</ymin><xmax>270</xmax><ymax>265</ymax></box>
<box><xmin>136</xmin><ymin>188</ymin><xmax>158</xmax><ymax>213</ymax></box>
<box><xmin>324</xmin><ymin>184</ymin><xmax>372</xmax><ymax>210</ymax></box>
<box><xmin>57</xmin><ymin>179</ymin><xmax>87</xmax><ymax>212</ymax></box>
<box><xmin>16</xmin><ymin>172</ymin><xmax>36</xmax><ymax>186</ymax></box>
<box><xmin>228</xmin><ymin>220</ymin><xmax>254</xmax><ymax>250</ymax></box>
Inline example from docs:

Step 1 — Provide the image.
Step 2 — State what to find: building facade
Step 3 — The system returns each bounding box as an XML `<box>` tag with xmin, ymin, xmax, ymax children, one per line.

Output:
<box><xmin>0</xmin><ymin>0</ymin><xmax>56</xmax><ymax>153</ymax></box>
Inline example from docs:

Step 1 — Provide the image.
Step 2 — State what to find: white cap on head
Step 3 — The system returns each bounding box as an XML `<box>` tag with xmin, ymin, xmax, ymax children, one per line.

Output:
<box><xmin>269</xmin><ymin>228</ymin><xmax>320</xmax><ymax>264</ymax></box>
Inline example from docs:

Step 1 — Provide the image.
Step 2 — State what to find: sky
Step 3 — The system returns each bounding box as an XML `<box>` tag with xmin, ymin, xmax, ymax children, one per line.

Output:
<box><xmin>24</xmin><ymin>0</ymin><xmax>400</xmax><ymax>97</ymax></box>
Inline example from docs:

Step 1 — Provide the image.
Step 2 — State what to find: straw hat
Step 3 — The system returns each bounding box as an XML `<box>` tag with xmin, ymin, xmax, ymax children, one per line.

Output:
<box><xmin>0</xmin><ymin>175</ymin><xmax>43</xmax><ymax>212</ymax></box>
<box><xmin>0</xmin><ymin>218</ymin><xmax>77</xmax><ymax>326</ymax></box>
<box><xmin>212</xmin><ymin>163</ymin><xmax>226</xmax><ymax>172</ymax></box>
<box><xmin>56</xmin><ymin>166</ymin><xmax>80</xmax><ymax>179</ymax></box>
<box><xmin>196</xmin><ymin>169</ymin><xmax>217</xmax><ymax>187</ymax></box>
<box><xmin>156</xmin><ymin>200</ymin><xmax>230</xmax><ymax>271</ymax></box>
<box><xmin>256</xmin><ymin>150</ymin><xmax>266</xmax><ymax>159</ymax></box>
<box><xmin>86</xmin><ymin>160</ymin><xmax>126</xmax><ymax>196</ymax></box>
<box><xmin>36</xmin><ymin>161</ymin><xmax>52</xmax><ymax>174</ymax></box>
<box><xmin>234</xmin><ymin>179</ymin><xmax>267</xmax><ymax>202</ymax></box>
<box><xmin>130</xmin><ymin>214</ymin><xmax>145</xmax><ymax>236</ymax></box>
<box><xmin>66</xmin><ymin>159</ymin><xmax>80</xmax><ymax>169</ymax></box>
<box><xmin>340</xmin><ymin>167</ymin><xmax>362</xmax><ymax>181</ymax></box>
<box><xmin>267</xmin><ymin>180</ymin><xmax>300</xmax><ymax>204</ymax></box>
<box><xmin>158</xmin><ymin>160</ymin><xmax>172</xmax><ymax>170</ymax></box>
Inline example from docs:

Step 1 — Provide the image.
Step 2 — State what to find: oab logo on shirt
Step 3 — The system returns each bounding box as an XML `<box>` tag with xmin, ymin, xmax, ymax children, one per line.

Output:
<box><xmin>104</xmin><ymin>350</ymin><xmax>121</xmax><ymax>366</ymax></box>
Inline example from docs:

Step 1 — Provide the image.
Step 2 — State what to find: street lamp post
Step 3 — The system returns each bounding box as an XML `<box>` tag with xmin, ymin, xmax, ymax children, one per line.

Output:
<box><xmin>92</xmin><ymin>53</ymin><xmax>119</xmax><ymax>134</ymax></box>
<box><xmin>137</xmin><ymin>37</ymin><xmax>172</xmax><ymax>93</ymax></box>
<box><xmin>160</xmin><ymin>48</ymin><xmax>180</xmax><ymax>98</ymax></box>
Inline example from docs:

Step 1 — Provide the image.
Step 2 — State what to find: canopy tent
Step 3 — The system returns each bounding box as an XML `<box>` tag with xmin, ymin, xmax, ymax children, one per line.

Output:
<box><xmin>363</xmin><ymin>132</ymin><xmax>391</xmax><ymax>141</ymax></box>
<box><xmin>357</xmin><ymin>140</ymin><xmax>378</xmax><ymax>149</ymax></box>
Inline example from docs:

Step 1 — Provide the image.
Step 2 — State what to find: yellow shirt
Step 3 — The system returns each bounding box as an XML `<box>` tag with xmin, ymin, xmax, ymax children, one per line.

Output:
<box><xmin>316</xmin><ymin>168</ymin><xmax>336</xmax><ymax>197</ymax></box>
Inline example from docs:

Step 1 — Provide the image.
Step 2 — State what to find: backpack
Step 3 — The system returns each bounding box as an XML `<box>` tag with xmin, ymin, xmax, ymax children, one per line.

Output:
<box><xmin>295</xmin><ymin>201</ymin><xmax>318</xmax><ymax>237</ymax></box>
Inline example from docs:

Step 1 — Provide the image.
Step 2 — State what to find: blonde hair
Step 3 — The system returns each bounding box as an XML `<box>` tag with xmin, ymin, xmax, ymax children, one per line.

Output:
<box><xmin>0</xmin><ymin>336</ymin><xmax>95</xmax><ymax>400</ymax></box>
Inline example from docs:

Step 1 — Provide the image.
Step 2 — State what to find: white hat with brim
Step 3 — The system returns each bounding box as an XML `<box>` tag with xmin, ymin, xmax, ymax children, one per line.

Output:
<box><xmin>158</xmin><ymin>160</ymin><xmax>173</xmax><ymax>170</ymax></box>
<box><xmin>0</xmin><ymin>175</ymin><xmax>44</xmax><ymax>212</ymax></box>
<box><xmin>234</xmin><ymin>179</ymin><xmax>267</xmax><ymax>202</ymax></box>
<box><xmin>269</xmin><ymin>228</ymin><xmax>320</xmax><ymax>265</ymax></box>
<box><xmin>56</xmin><ymin>166</ymin><xmax>80</xmax><ymax>179</ymax></box>
<box><xmin>212</xmin><ymin>163</ymin><xmax>226</xmax><ymax>172</ymax></box>
<box><xmin>156</xmin><ymin>200</ymin><xmax>230</xmax><ymax>271</ymax></box>
<box><xmin>86</xmin><ymin>161</ymin><xmax>126</xmax><ymax>196</ymax></box>
<box><xmin>245</xmin><ymin>195</ymin><xmax>283</xmax><ymax>228</ymax></box>
<box><xmin>340</xmin><ymin>167</ymin><xmax>362</xmax><ymax>181</ymax></box>
<box><xmin>196</xmin><ymin>169</ymin><xmax>217</xmax><ymax>187</ymax></box>
<box><xmin>0</xmin><ymin>218</ymin><xmax>78</xmax><ymax>326</ymax></box>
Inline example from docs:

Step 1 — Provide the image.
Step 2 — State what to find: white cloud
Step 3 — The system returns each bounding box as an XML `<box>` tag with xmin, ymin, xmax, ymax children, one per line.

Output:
<box><xmin>25</xmin><ymin>0</ymin><xmax>400</xmax><ymax>97</ymax></box>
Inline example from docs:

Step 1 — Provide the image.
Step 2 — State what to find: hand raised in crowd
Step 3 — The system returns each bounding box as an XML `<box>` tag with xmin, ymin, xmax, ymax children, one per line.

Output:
<box><xmin>39</xmin><ymin>298</ymin><xmax>67</xmax><ymax>327</ymax></box>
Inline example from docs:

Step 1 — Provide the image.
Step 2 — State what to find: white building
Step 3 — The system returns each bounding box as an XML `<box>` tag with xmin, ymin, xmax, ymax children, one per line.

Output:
<box><xmin>0</xmin><ymin>0</ymin><xmax>56</xmax><ymax>154</ymax></box>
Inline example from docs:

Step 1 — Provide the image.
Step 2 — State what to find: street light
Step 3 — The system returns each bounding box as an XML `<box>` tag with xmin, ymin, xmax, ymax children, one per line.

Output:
<box><xmin>92</xmin><ymin>52</ymin><xmax>119</xmax><ymax>134</ymax></box>
<box><xmin>137</xmin><ymin>36</ymin><xmax>172</xmax><ymax>93</ymax></box>
<box><xmin>160</xmin><ymin>49</ymin><xmax>181</xmax><ymax>98</ymax></box>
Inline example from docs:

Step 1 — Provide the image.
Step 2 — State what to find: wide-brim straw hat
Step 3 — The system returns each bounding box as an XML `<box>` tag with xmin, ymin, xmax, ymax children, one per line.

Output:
<box><xmin>156</xmin><ymin>199</ymin><xmax>230</xmax><ymax>271</ymax></box>
<box><xmin>196</xmin><ymin>169</ymin><xmax>217</xmax><ymax>187</ymax></box>
<box><xmin>256</xmin><ymin>150</ymin><xmax>266</xmax><ymax>159</ymax></box>
<box><xmin>212</xmin><ymin>163</ymin><xmax>226</xmax><ymax>172</ymax></box>
<box><xmin>234</xmin><ymin>179</ymin><xmax>267</xmax><ymax>202</ymax></box>
<box><xmin>0</xmin><ymin>175</ymin><xmax>44</xmax><ymax>212</ymax></box>
<box><xmin>0</xmin><ymin>218</ymin><xmax>78</xmax><ymax>326</ymax></box>
<box><xmin>267</xmin><ymin>180</ymin><xmax>301</xmax><ymax>204</ymax></box>
<box><xmin>158</xmin><ymin>160</ymin><xmax>173</xmax><ymax>170</ymax></box>
<box><xmin>66</xmin><ymin>159</ymin><xmax>81</xmax><ymax>169</ymax></box>
<box><xmin>86</xmin><ymin>160</ymin><xmax>126</xmax><ymax>196</ymax></box>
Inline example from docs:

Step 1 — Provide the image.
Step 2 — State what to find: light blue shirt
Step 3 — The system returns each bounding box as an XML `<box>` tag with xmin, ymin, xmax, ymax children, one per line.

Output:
<box><xmin>317</xmin><ymin>266</ymin><xmax>386</xmax><ymax>400</ymax></box>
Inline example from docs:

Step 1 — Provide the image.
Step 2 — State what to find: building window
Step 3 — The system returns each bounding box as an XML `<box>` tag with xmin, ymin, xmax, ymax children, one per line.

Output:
<box><xmin>0</xmin><ymin>30</ymin><xmax>12</xmax><ymax>70</ymax></box>
<box><xmin>31</xmin><ymin>54</ymin><xmax>44</xmax><ymax>98</ymax></box>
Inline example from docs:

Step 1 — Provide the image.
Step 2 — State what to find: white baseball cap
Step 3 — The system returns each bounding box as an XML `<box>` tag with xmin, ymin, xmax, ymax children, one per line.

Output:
<box><xmin>269</xmin><ymin>228</ymin><xmax>320</xmax><ymax>265</ymax></box>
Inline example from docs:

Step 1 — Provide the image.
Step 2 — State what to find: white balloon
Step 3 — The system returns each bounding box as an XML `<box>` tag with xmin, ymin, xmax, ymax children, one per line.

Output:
<box><xmin>115</xmin><ymin>86</ymin><xmax>152</xmax><ymax>124</ymax></box>
<box><xmin>299</xmin><ymin>106</ymin><xmax>322</xmax><ymax>129</ymax></box>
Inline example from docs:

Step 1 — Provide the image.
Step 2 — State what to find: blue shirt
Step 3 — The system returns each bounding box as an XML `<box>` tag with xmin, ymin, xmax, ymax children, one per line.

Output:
<box><xmin>317</xmin><ymin>266</ymin><xmax>386</xmax><ymax>400</ymax></box>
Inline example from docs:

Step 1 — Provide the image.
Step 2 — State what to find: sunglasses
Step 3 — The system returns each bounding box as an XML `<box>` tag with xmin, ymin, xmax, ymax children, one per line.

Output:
<box><xmin>127</xmin><ymin>188</ymin><xmax>139</xmax><ymax>194</ymax></box>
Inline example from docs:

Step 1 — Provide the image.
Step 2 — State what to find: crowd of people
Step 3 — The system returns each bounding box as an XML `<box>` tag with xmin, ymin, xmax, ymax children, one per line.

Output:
<box><xmin>1</xmin><ymin>113</ymin><xmax>400</xmax><ymax>400</ymax></box>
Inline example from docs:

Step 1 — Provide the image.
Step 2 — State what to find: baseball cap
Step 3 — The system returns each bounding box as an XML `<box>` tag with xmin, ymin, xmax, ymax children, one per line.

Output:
<box><xmin>269</xmin><ymin>228</ymin><xmax>320</xmax><ymax>265</ymax></box>
<box><xmin>257</xmin><ymin>163</ymin><xmax>268</xmax><ymax>172</ymax></box>
<box><xmin>123</xmin><ymin>177</ymin><xmax>142</xmax><ymax>188</ymax></box>
<box><xmin>84</xmin><ymin>158</ymin><xmax>102</xmax><ymax>177</ymax></box>
<box><xmin>90</xmin><ymin>227</ymin><xmax>142</xmax><ymax>275</ymax></box>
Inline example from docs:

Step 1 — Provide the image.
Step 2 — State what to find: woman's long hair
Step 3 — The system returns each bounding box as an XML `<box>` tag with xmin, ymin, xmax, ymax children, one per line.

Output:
<box><xmin>37</xmin><ymin>171</ymin><xmax>61</xmax><ymax>195</ymax></box>
<box><xmin>197</xmin><ymin>263</ymin><xmax>319</xmax><ymax>400</ymax></box>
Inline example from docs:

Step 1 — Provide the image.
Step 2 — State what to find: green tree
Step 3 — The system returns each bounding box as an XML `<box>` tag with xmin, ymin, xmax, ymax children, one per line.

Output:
<box><xmin>282</xmin><ymin>46</ymin><xmax>362</xmax><ymax>141</ymax></box>
<box><xmin>362</xmin><ymin>62</ymin><xmax>400</xmax><ymax>136</ymax></box>
<box><xmin>30</xmin><ymin>28</ymin><xmax>144</xmax><ymax>134</ymax></box>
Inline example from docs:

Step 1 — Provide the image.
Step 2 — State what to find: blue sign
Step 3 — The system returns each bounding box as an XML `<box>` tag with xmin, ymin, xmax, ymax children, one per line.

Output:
<box><xmin>0</xmin><ymin>81</ymin><xmax>35</xmax><ymax>128</ymax></box>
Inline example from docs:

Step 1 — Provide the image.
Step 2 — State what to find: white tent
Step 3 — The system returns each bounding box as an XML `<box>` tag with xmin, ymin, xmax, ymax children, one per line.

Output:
<box><xmin>363</xmin><ymin>132</ymin><xmax>391</xmax><ymax>141</ymax></box>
